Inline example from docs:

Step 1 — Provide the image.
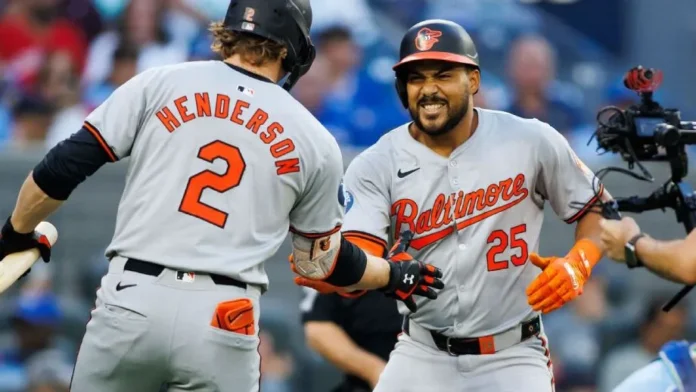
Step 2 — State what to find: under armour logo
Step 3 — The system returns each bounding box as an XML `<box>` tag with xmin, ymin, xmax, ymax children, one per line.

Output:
<box><xmin>403</xmin><ymin>274</ymin><xmax>415</xmax><ymax>285</ymax></box>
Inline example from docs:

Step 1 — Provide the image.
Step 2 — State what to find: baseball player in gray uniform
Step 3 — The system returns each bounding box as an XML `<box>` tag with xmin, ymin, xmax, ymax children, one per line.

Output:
<box><xmin>0</xmin><ymin>2</ymin><xmax>444</xmax><ymax>391</ymax></box>
<box><xmin>297</xmin><ymin>19</ymin><xmax>613</xmax><ymax>392</ymax></box>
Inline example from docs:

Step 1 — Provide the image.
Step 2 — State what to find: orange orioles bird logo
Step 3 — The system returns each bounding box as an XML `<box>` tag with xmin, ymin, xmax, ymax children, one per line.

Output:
<box><xmin>319</xmin><ymin>237</ymin><xmax>331</xmax><ymax>251</ymax></box>
<box><xmin>414</xmin><ymin>28</ymin><xmax>443</xmax><ymax>51</ymax></box>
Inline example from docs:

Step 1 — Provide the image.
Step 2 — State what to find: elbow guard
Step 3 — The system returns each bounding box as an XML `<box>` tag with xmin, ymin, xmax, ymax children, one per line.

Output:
<box><xmin>32</xmin><ymin>127</ymin><xmax>112</xmax><ymax>200</ymax></box>
<box><xmin>291</xmin><ymin>232</ymin><xmax>367</xmax><ymax>287</ymax></box>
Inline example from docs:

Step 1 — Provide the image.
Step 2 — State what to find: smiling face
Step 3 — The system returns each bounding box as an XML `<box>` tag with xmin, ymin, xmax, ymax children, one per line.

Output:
<box><xmin>403</xmin><ymin>60</ymin><xmax>479</xmax><ymax>137</ymax></box>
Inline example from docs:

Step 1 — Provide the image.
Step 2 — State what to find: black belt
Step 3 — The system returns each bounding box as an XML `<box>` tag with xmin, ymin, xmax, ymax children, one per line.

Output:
<box><xmin>124</xmin><ymin>258</ymin><xmax>246</xmax><ymax>289</ymax></box>
<box><xmin>403</xmin><ymin>316</ymin><xmax>541</xmax><ymax>355</ymax></box>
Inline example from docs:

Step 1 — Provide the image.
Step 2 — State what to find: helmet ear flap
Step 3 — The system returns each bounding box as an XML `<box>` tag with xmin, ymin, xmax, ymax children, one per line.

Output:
<box><xmin>395</xmin><ymin>77</ymin><xmax>408</xmax><ymax>109</ymax></box>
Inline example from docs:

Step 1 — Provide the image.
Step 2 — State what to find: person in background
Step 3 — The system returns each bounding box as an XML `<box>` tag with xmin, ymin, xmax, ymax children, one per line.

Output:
<box><xmin>0</xmin><ymin>291</ymin><xmax>72</xmax><ymax>392</ymax></box>
<box><xmin>0</xmin><ymin>62</ymin><xmax>16</xmax><ymax>145</ymax></box>
<box><xmin>56</xmin><ymin>0</ymin><xmax>105</xmax><ymax>44</ymax></box>
<box><xmin>81</xmin><ymin>0</ymin><xmax>187</xmax><ymax>88</ymax></box>
<box><xmin>291</xmin><ymin>55</ymin><xmax>332</xmax><ymax>118</ymax></box>
<box><xmin>82</xmin><ymin>41</ymin><xmax>139</xmax><ymax>111</ymax></box>
<box><xmin>597</xmin><ymin>298</ymin><xmax>688</xmax><ymax>392</ymax></box>
<box><xmin>301</xmin><ymin>287</ymin><xmax>402</xmax><ymax>392</ymax></box>
<box><xmin>7</xmin><ymin>95</ymin><xmax>54</xmax><ymax>149</ymax></box>
<box><xmin>504</xmin><ymin>35</ymin><xmax>584</xmax><ymax>137</ymax></box>
<box><xmin>308</xmin><ymin>25</ymin><xmax>364</xmax><ymax>146</ymax></box>
<box><xmin>312</xmin><ymin>24</ymin><xmax>409</xmax><ymax>147</ymax></box>
<box><xmin>0</xmin><ymin>0</ymin><xmax>87</xmax><ymax>92</ymax></box>
<box><xmin>24</xmin><ymin>349</ymin><xmax>73</xmax><ymax>392</ymax></box>
<box><xmin>37</xmin><ymin>50</ymin><xmax>88</xmax><ymax>150</ymax></box>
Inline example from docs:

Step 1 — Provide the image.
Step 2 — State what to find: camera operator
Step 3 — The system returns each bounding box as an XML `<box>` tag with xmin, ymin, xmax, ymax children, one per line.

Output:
<box><xmin>599</xmin><ymin>217</ymin><xmax>696</xmax><ymax>284</ymax></box>
<box><xmin>588</xmin><ymin>64</ymin><xmax>696</xmax><ymax>392</ymax></box>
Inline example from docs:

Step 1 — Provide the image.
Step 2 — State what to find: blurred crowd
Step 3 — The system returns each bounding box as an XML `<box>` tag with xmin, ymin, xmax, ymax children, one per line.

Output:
<box><xmin>0</xmin><ymin>1</ymin><xmax>692</xmax><ymax>392</ymax></box>
<box><xmin>0</xmin><ymin>0</ymin><xmax>643</xmax><ymax>154</ymax></box>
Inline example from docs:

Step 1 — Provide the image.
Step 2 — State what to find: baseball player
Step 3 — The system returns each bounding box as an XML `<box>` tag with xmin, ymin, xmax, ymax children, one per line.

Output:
<box><xmin>612</xmin><ymin>340</ymin><xmax>696</xmax><ymax>392</ymax></box>
<box><xmin>0</xmin><ymin>2</ymin><xmax>444</xmax><ymax>391</ymax></box>
<box><xmin>296</xmin><ymin>19</ymin><xmax>612</xmax><ymax>391</ymax></box>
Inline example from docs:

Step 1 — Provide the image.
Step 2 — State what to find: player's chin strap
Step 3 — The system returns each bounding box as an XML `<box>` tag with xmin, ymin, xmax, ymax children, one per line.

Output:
<box><xmin>659</xmin><ymin>340</ymin><xmax>696</xmax><ymax>392</ymax></box>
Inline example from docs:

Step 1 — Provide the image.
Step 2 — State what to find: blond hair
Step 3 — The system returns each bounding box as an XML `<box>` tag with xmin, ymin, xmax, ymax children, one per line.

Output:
<box><xmin>209</xmin><ymin>22</ymin><xmax>287</xmax><ymax>67</ymax></box>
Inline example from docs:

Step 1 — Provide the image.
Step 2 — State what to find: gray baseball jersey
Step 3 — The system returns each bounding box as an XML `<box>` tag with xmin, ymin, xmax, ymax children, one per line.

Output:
<box><xmin>342</xmin><ymin>107</ymin><xmax>603</xmax><ymax>337</ymax></box>
<box><xmin>83</xmin><ymin>60</ymin><xmax>344</xmax><ymax>291</ymax></box>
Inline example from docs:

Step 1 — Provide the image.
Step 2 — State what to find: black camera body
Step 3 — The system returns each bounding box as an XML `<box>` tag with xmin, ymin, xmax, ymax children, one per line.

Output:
<box><xmin>594</xmin><ymin>66</ymin><xmax>696</xmax><ymax>166</ymax></box>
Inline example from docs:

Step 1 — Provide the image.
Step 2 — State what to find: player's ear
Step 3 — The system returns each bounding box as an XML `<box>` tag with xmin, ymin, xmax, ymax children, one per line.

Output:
<box><xmin>467</xmin><ymin>67</ymin><xmax>481</xmax><ymax>95</ymax></box>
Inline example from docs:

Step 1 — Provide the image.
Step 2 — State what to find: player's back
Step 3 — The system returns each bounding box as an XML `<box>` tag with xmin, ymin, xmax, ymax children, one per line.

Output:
<box><xmin>90</xmin><ymin>60</ymin><xmax>338</xmax><ymax>289</ymax></box>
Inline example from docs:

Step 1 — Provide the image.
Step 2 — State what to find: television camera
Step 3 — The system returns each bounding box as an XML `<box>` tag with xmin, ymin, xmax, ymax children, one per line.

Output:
<box><xmin>590</xmin><ymin>66</ymin><xmax>696</xmax><ymax>311</ymax></box>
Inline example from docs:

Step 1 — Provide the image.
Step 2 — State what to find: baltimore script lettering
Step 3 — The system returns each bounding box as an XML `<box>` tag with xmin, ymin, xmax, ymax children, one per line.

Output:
<box><xmin>391</xmin><ymin>174</ymin><xmax>530</xmax><ymax>249</ymax></box>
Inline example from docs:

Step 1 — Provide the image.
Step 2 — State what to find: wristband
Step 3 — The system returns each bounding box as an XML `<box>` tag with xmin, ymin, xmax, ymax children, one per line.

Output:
<box><xmin>566</xmin><ymin>238</ymin><xmax>603</xmax><ymax>277</ymax></box>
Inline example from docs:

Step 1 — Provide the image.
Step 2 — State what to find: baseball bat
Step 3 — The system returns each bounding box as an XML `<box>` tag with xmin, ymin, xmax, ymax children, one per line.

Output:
<box><xmin>0</xmin><ymin>221</ymin><xmax>58</xmax><ymax>293</ymax></box>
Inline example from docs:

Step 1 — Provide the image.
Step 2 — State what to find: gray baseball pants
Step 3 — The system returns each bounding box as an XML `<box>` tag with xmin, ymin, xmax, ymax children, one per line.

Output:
<box><xmin>373</xmin><ymin>325</ymin><xmax>555</xmax><ymax>392</ymax></box>
<box><xmin>69</xmin><ymin>256</ymin><xmax>262</xmax><ymax>392</ymax></box>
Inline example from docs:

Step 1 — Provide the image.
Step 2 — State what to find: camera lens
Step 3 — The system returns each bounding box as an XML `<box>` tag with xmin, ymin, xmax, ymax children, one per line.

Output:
<box><xmin>644</xmin><ymin>69</ymin><xmax>653</xmax><ymax>79</ymax></box>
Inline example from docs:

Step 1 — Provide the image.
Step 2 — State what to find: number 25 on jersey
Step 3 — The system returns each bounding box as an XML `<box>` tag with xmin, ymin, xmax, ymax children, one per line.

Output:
<box><xmin>486</xmin><ymin>224</ymin><xmax>528</xmax><ymax>271</ymax></box>
<box><xmin>178</xmin><ymin>140</ymin><xmax>247</xmax><ymax>228</ymax></box>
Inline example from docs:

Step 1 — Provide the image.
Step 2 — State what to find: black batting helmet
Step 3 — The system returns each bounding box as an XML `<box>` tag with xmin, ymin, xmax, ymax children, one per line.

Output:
<box><xmin>223</xmin><ymin>0</ymin><xmax>316</xmax><ymax>91</ymax></box>
<box><xmin>393</xmin><ymin>19</ymin><xmax>480</xmax><ymax>108</ymax></box>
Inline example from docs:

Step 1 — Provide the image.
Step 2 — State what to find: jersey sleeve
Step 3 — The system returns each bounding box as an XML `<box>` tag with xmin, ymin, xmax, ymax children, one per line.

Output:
<box><xmin>341</xmin><ymin>152</ymin><xmax>391</xmax><ymax>257</ymax></box>
<box><xmin>289</xmin><ymin>141</ymin><xmax>344</xmax><ymax>237</ymax></box>
<box><xmin>535</xmin><ymin>122</ymin><xmax>605</xmax><ymax>223</ymax></box>
<box><xmin>83</xmin><ymin>69</ymin><xmax>152</xmax><ymax>161</ymax></box>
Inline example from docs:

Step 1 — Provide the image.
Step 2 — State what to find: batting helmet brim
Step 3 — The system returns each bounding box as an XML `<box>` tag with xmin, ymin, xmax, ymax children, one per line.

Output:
<box><xmin>393</xmin><ymin>51</ymin><xmax>479</xmax><ymax>70</ymax></box>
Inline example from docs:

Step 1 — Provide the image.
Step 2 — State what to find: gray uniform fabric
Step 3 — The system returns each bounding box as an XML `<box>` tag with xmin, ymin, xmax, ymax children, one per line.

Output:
<box><xmin>342</xmin><ymin>108</ymin><xmax>601</xmax><ymax>391</ymax></box>
<box><xmin>69</xmin><ymin>60</ymin><xmax>345</xmax><ymax>391</ymax></box>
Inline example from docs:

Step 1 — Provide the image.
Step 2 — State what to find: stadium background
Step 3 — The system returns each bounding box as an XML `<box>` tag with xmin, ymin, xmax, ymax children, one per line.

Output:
<box><xmin>1</xmin><ymin>0</ymin><xmax>696</xmax><ymax>391</ymax></box>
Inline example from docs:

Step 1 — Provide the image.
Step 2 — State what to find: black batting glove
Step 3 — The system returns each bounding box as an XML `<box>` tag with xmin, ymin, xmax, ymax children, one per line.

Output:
<box><xmin>0</xmin><ymin>217</ymin><xmax>52</xmax><ymax>279</ymax></box>
<box><xmin>380</xmin><ymin>230</ymin><xmax>444</xmax><ymax>313</ymax></box>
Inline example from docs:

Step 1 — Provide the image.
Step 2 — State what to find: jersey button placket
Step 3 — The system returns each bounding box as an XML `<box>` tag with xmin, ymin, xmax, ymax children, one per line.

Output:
<box><xmin>449</xmin><ymin>160</ymin><xmax>460</xmax><ymax>189</ymax></box>
<box><xmin>454</xmin><ymin>231</ymin><xmax>469</xmax><ymax>336</ymax></box>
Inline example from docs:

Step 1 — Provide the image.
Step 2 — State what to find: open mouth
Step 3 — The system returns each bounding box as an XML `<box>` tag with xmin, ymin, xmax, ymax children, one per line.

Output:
<box><xmin>419</xmin><ymin>101</ymin><xmax>447</xmax><ymax>115</ymax></box>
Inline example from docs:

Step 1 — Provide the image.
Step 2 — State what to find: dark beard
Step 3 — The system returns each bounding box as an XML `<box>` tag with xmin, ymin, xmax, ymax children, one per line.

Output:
<box><xmin>409</xmin><ymin>98</ymin><xmax>469</xmax><ymax>137</ymax></box>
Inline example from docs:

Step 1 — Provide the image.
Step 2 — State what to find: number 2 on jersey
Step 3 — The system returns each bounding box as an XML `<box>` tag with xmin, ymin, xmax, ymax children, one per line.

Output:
<box><xmin>178</xmin><ymin>140</ymin><xmax>246</xmax><ymax>228</ymax></box>
<box><xmin>486</xmin><ymin>224</ymin><xmax>528</xmax><ymax>271</ymax></box>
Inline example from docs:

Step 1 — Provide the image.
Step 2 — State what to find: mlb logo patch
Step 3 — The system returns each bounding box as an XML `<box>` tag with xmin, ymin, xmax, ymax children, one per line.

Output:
<box><xmin>176</xmin><ymin>271</ymin><xmax>196</xmax><ymax>282</ymax></box>
<box><xmin>238</xmin><ymin>85</ymin><xmax>255</xmax><ymax>97</ymax></box>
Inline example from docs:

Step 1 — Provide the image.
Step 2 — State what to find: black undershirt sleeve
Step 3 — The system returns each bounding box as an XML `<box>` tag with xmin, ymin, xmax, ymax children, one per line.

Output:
<box><xmin>323</xmin><ymin>235</ymin><xmax>370</xmax><ymax>287</ymax></box>
<box><xmin>32</xmin><ymin>127</ymin><xmax>113</xmax><ymax>201</ymax></box>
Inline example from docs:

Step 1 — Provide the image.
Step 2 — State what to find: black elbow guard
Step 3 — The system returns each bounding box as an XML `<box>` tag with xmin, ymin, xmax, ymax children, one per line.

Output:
<box><xmin>33</xmin><ymin>127</ymin><xmax>112</xmax><ymax>200</ymax></box>
<box><xmin>323</xmin><ymin>235</ymin><xmax>368</xmax><ymax>287</ymax></box>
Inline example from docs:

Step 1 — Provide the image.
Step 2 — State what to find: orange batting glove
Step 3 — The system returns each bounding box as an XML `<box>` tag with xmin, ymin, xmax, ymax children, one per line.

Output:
<box><xmin>288</xmin><ymin>254</ymin><xmax>366</xmax><ymax>298</ymax></box>
<box><xmin>525</xmin><ymin>239</ymin><xmax>602</xmax><ymax>314</ymax></box>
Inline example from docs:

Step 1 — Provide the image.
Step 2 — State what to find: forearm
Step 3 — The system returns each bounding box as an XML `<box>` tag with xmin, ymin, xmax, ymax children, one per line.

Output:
<box><xmin>636</xmin><ymin>235</ymin><xmax>696</xmax><ymax>284</ymax></box>
<box><xmin>10</xmin><ymin>174</ymin><xmax>63</xmax><ymax>233</ymax></box>
<box><xmin>572</xmin><ymin>212</ymin><xmax>605</xmax><ymax>270</ymax></box>
<box><xmin>10</xmin><ymin>126</ymin><xmax>111</xmax><ymax>234</ymax></box>
<box><xmin>344</xmin><ymin>254</ymin><xmax>391</xmax><ymax>291</ymax></box>
<box><xmin>298</xmin><ymin>235</ymin><xmax>391</xmax><ymax>290</ymax></box>
<box><xmin>305</xmin><ymin>322</ymin><xmax>386</xmax><ymax>383</ymax></box>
